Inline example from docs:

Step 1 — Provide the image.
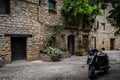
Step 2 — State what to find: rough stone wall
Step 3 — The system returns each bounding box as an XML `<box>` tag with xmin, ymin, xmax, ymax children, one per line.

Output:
<box><xmin>37</xmin><ymin>0</ymin><xmax>64</xmax><ymax>48</ymax></box>
<box><xmin>115</xmin><ymin>36</ymin><xmax>120</xmax><ymax>50</ymax></box>
<box><xmin>0</xmin><ymin>0</ymin><xmax>64</xmax><ymax>63</ymax></box>
<box><xmin>38</xmin><ymin>0</ymin><xmax>63</xmax><ymax>26</ymax></box>
<box><xmin>0</xmin><ymin>0</ymin><xmax>41</xmax><ymax>62</ymax></box>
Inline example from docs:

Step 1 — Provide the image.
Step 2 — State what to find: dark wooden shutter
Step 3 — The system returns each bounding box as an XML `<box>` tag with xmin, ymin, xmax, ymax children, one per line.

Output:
<box><xmin>6</xmin><ymin>0</ymin><xmax>10</xmax><ymax>14</ymax></box>
<box><xmin>49</xmin><ymin>1</ymin><xmax>55</xmax><ymax>9</ymax></box>
<box><xmin>0</xmin><ymin>0</ymin><xmax>6</xmax><ymax>13</ymax></box>
<box><xmin>0</xmin><ymin>0</ymin><xmax>10</xmax><ymax>14</ymax></box>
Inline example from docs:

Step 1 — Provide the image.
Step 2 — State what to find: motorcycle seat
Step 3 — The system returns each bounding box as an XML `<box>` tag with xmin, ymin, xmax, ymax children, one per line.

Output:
<box><xmin>97</xmin><ymin>53</ymin><xmax>107</xmax><ymax>57</ymax></box>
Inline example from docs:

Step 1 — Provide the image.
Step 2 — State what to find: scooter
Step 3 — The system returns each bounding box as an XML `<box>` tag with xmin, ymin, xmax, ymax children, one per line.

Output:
<box><xmin>87</xmin><ymin>49</ymin><xmax>110</xmax><ymax>79</ymax></box>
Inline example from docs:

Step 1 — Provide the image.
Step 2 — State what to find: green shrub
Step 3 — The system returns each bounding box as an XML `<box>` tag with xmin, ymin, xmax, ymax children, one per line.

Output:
<box><xmin>46</xmin><ymin>47</ymin><xmax>63</xmax><ymax>61</ymax></box>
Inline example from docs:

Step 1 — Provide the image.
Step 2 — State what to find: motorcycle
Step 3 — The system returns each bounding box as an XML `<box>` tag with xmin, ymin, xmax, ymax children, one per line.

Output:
<box><xmin>87</xmin><ymin>49</ymin><xmax>110</xmax><ymax>79</ymax></box>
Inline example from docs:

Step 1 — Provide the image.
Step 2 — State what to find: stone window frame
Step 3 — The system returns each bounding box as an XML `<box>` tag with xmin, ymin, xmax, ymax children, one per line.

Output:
<box><xmin>0</xmin><ymin>0</ymin><xmax>10</xmax><ymax>14</ymax></box>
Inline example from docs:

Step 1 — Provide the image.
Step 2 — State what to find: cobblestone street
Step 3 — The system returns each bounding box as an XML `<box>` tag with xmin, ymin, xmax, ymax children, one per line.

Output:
<box><xmin>0</xmin><ymin>51</ymin><xmax>120</xmax><ymax>80</ymax></box>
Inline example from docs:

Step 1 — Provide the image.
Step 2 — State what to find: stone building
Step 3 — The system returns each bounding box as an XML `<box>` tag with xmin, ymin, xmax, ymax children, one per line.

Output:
<box><xmin>0</xmin><ymin>0</ymin><xmax>64</xmax><ymax>63</ymax></box>
<box><xmin>0</xmin><ymin>0</ymin><xmax>120</xmax><ymax>63</ymax></box>
<box><xmin>0</xmin><ymin>0</ymin><xmax>43</xmax><ymax>63</ymax></box>
<box><xmin>89</xmin><ymin>3</ymin><xmax>120</xmax><ymax>50</ymax></box>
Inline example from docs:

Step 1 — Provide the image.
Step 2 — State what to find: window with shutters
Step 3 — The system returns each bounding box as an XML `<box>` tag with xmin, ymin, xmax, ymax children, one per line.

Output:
<box><xmin>48</xmin><ymin>0</ymin><xmax>57</xmax><ymax>13</ymax></box>
<box><xmin>0</xmin><ymin>0</ymin><xmax>10</xmax><ymax>14</ymax></box>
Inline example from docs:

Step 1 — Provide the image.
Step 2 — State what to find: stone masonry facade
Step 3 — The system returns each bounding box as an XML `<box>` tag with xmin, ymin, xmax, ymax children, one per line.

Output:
<box><xmin>0</xmin><ymin>0</ymin><xmax>64</xmax><ymax>63</ymax></box>
<box><xmin>89</xmin><ymin>3</ymin><xmax>120</xmax><ymax>50</ymax></box>
<box><xmin>0</xmin><ymin>0</ymin><xmax>120</xmax><ymax>63</ymax></box>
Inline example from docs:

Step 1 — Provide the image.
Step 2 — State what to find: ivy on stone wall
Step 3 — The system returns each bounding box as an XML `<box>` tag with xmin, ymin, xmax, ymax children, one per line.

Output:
<box><xmin>61</xmin><ymin>0</ymin><xmax>102</xmax><ymax>29</ymax></box>
<box><xmin>44</xmin><ymin>25</ymin><xmax>63</xmax><ymax>49</ymax></box>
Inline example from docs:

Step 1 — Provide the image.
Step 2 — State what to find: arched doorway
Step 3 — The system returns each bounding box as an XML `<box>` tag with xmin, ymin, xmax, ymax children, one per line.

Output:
<box><xmin>82</xmin><ymin>35</ymin><xmax>89</xmax><ymax>50</ymax></box>
<box><xmin>68</xmin><ymin>35</ymin><xmax>75</xmax><ymax>55</ymax></box>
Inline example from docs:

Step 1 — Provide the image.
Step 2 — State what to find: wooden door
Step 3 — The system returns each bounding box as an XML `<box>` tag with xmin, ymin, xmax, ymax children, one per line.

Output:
<box><xmin>110</xmin><ymin>38</ymin><xmax>115</xmax><ymax>50</ymax></box>
<box><xmin>83</xmin><ymin>35</ymin><xmax>89</xmax><ymax>50</ymax></box>
<box><xmin>68</xmin><ymin>35</ymin><xmax>75</xmax><ymax>55</ymax></box>
<box><xmin>11</xmin><ymin>37</ymin><xmax>26</xmax><ymax>61</ymax></box>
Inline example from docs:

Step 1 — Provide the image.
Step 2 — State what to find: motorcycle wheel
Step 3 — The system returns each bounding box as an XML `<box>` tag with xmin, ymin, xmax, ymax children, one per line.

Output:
<box><xmin>88</xmin><ymin>66</ymin><xmax>95</xmax><ymax>79</ymax></box>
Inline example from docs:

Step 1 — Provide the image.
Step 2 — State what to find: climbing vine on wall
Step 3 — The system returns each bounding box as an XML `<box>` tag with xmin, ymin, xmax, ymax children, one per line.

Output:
<box><xmin>61</xmin><ymin>0</ymin><xmax>102</xmax><ymax>29</ymax></box>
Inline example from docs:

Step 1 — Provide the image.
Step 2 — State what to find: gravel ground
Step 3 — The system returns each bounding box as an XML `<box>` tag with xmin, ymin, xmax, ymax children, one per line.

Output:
<box><xmin>0</xmin><ymin>51</ymin><xmax>120</xmax><ymax>80</ymax></box>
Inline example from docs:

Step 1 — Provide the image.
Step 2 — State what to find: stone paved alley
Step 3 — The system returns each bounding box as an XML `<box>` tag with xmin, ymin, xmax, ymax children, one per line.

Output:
<box><xmin>0</xmin><ymin>51</ymin><xmax>120</xmax><ymax>80</ymax></box>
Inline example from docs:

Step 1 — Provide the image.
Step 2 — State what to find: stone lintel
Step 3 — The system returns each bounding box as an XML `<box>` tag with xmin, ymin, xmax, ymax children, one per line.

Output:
<box><xmin>0</xmin><ymin>34</ymin><xmax>4</xmax><ymax>37</ymax></box>
<box><xmin>4</xmin><ymin>34</ymin><xmax>32</xmax><ymax>38</ymax></box>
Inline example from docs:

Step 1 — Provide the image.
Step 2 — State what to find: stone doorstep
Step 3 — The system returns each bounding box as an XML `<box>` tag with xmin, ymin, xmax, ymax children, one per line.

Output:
<box><xmin>11</xmin><ymin>59</ymin><xmax>27</xmax><ymax>64</ymax></box>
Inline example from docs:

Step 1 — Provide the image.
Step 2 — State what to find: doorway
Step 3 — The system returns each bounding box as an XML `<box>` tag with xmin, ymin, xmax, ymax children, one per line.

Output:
<box><xmin>83</xmin><ymin>35</ymin><xmax>89</xmax><ymax>50</ymax></box>
<box><xmin>11</xmin><ymin>37</ymin><xmax>27</xmax><ymax>61</ymax></box>
<box><xmin>110</xmin><ymin>38</ymin><xmax>115</xmax><ymax>50</ymax></box>
<box><xmin>68</xmin><ymin>35</ymin><xmax>75</xmax><ymax>55</ymax></box>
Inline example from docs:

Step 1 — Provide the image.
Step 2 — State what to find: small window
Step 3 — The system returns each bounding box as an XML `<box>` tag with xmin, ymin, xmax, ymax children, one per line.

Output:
<box><xmin>48</xmin><ymin>0</ymin><xmax>57</xmax><ymax>13</ymax></box>
<box><xmin>0</xmin><ymin>0</ymin><xmax>10</xmax><ymax>14</ymax></box>
<box><xmin>97</xmin><ymin>21</ymin><xmax>99</xmax><ymax>29</ymax></box>
<box><xmin>101</xmin><ymin>23</ymin><xmax>105</xmax><ymax>30</ymax></box>
<box><xmin>102</xmin><ymin>41</ymin><xmax>104</xmax><ymax>44</ymax></box>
